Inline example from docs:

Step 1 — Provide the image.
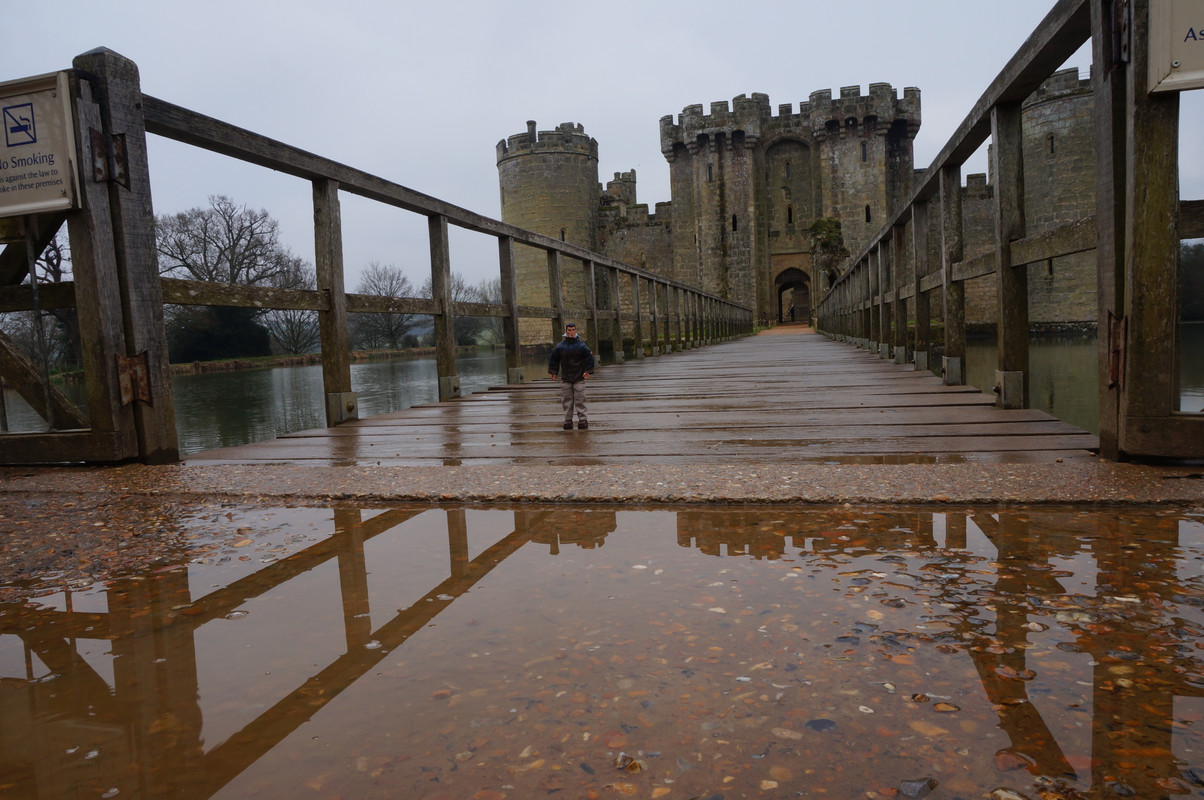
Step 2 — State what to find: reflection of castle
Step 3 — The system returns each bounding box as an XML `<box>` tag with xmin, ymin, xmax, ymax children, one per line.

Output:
<box><xmin>498</xmin><ymin>69</ymin><xmax>1097</xmax><ymax>332</ymax></box>
<box><xmin>517</xmin><ymin>509</ymin><xmax>616</xmax><ymax>554</ymax></box>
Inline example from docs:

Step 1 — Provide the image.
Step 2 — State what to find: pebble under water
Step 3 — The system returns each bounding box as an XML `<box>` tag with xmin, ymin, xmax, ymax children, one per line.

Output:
<box><xmin>0</xmin><ymin>504</ymin><xmax>1201</xmax><ymax>799</ymax></box>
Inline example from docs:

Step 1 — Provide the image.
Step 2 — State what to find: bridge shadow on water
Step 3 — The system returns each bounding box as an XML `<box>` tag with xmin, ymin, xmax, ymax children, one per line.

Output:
<box><xmin>0</xmin><ymin>499</ymin><xmax>1200</xmax><ymax>798</ymax></box>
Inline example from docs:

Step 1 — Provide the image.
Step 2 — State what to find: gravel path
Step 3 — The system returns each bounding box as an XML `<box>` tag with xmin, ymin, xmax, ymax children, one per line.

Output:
<box><xmin>4</xmin><ymin>460</ymin><xmax>1203</xmax><ymax>506</ymax></box>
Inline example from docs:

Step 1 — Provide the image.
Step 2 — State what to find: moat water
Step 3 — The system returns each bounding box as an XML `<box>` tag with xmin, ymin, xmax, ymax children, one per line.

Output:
<box><xmin>0</xmin><ymin>503</ymin><xmax>1200</xmax><ymax>798</ymax></box>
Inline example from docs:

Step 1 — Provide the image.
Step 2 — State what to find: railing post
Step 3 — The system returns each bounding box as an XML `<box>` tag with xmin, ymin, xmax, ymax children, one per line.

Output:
<box><xmin>72</xmin><ymin>49</ymin><xmax>179</xmax><ymax>462</ymax></box>
<box><xmin>892</xmin><ymin>224</ymin><xmax>907</xmax><ymax>365</ymax></box>
<box><xmin>940</xmin><ymin>165</ymin><xmax>966</xmax><ymax>385</ymax></box>
<box><xmin>313</xmin><ymin>178</ymin><xmax>357</xmax><ymax>422</ymax></box>
<box><xmin>630</xmin><ymin>273</ymin><xmax>644</xmax><ymax>358</ymax></box>
<box><xmin>912</xmin><ymin>201</ymin><xmax>931</xmax><ymax>373</ymax></box>
<box><xmin>688</xmin><ymin>290</ymin><xmax>698</xmax><ymax>346</ymax></box>
<box><xmin>547</xmin><ymin>250</ymin><xmax>565</xmax><ymax>338</ymax></box>
<box><xmin>649</xmin><ymin>279</ymin><xmax>661</xmax><ymax>355</ymax></box>
<box><xmin>585</xmin><ymin>260</ymin><xmax>600</xmax><ymax>356</ymax></box>
<box><xmin>498</xmin><ymin>236</ymin><xmax>525</xmax><ymax>384</ymax></box>
<box><xmin>664</xmin><ymin>284</ymin><xmax>674</xmax><ymax>354</ymax></box>
<box><xmin>1096</xmin><ymin>0</ymin><xmax>1197</xmax><ymax>459</ymax></box>
<box><xmin>992</xmin><ymin>102</ymin><xmax>1029</xmax><ymax>409</ymax></box>
<box><xmin>876</xmin><ymin>245</ymin><xmax>889</xmax><ymax>357</ymax></box>
<box><xmin>864</xmin><ymin>256</ymin><xmax>874</xmax><ymax>350</ymax></box>
<box><xmin>429</xmin><ymin>214</ymin><xmax>460</xmax><ymax>401</ymax></box>
<box><xmin>610</xmin><ymin>266</ymin><xmax>624</xmax><ymax>362</ymax></box>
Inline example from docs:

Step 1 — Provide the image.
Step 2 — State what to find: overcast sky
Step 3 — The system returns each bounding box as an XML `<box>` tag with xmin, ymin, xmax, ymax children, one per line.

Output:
<box><xmin>10</xmin><ymin>0</ymin><xmax>1202</xmax><ymax>289</ymax></box>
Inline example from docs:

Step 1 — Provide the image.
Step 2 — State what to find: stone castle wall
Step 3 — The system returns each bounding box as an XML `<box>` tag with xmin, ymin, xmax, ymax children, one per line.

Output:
<box><xmin>497</xmin><ymin>70</ymin><xmax>1095</xmax><ymax>337</ymax></box>
<box><xmin>962</xmin><ymin>68</ymin><xmax>1096</xmax><ymax>328</ymax></box>
<box><xmin>497</xmin><ymin>121</ymin><xmax>598</xmax><ymax>342</ymax></box>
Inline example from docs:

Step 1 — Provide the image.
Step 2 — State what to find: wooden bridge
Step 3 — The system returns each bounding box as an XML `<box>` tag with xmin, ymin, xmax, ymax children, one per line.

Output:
<box><xmin>184</xmin><ymin>326</ymin><xmax>1097</xmax><ymax>466</ymax></box>
<box><xmin>0</xmin><ymin>0</ymin><xmax>1199</xmax><ymax>466</ymax></box>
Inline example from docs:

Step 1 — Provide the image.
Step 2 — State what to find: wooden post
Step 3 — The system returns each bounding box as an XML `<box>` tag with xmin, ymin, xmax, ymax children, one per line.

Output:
<box><xmin>1110</xmin><ymin>0</ymin><xmax>1199</xmax><ymax>457</ymax></box>
<box><xmin>1092</xmin><ymin>0</ymin><xmax>1125</xmax><ymax>458</ymax></box>
<box><xmin>868</xmin><ymin>253</ymin><xmax>880</xmax><ymax>350</ymax></box>
<box><xmin>877</xmin><ymin>245</ymin><xmax>890</xmax><ymax>359</ymax></box>
<box><xmin>912</xmin><ymin>201</ymin><xmax>931</xmax><ymax>373</ymax></box>
<box><xmin>72</xmin><ymin>49</ymin><xmax>179</xmax><ymax>462</ymax></box>
<box><xmin>940</xmin><ymin>164</ymin><xmax>966</xmax><ymax>385</ymax></box>
<box><xmin>429</xmin><ymin>214</ymin><xmax>460</xmax><ymax>401</ymax></box>
<box><xmin>610</xmin><ymin>266</ymin><xmax>624</xmax><ymax>362</ymax></box>
<box><xmin>992</xmin><ymin>102</ymin><xmax>1029</xmax><ymax>409</ymax></box>
<box><xmin>585</xmin><ymin>260</ymin><xmax>600</xmax><ymax>356</ymax></box>
<box><xmin>671</xmin><ymin>286</ymin><xmax>681</xmax><ymax>351</ymax></box>
<box><xmin>891</xmin><ymin>224</ymin><xmax>907</xmax><ymax>364</ymax></box>
<box><xmin>547</xmin><ymin>250</ymin><xmax>565</xmax><ymax>339</ymax></box>
<box><xmin>649</xmin><ymin>280</ymin><xmax>661</xmax><ymax>355</ymax></box>
<box><xmin>498</xmin><ymin>236</ymin><xmax>524</xmax><ymax>384</ymax></box>
<box><xmin>630</xmin><ymin>273</ymin><xmax>644</xmax><ymax>358</ymax></box>
<box><xmin>313</xmin><ymin>178</ymin><xmax>356</xmax><ymax>423</ymax></box>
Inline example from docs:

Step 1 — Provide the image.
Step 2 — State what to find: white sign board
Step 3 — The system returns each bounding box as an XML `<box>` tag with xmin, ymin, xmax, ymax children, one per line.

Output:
<box><xmin>0</xmin><ymin>71</ymin><xmax>79</xmax><ymax>218</ymax></box>
<box><xmin>1150</xmin><ymin>0</ymin><xmax>1204</xmax><ymax>92</ymax></box>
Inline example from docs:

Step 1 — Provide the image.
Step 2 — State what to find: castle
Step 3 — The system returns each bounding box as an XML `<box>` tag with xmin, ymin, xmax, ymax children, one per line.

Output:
<box><xmin>497</xmin><ymin>70</ymin><xmax>1096</xmax><ymax>337</ymax></box>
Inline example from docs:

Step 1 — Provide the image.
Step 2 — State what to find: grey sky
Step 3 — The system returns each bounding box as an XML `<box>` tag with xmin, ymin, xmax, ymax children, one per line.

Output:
<box><xmin>10</xmin><ymin>0</ymin><xmax>1202</xmax><ymax>289</ymax></box>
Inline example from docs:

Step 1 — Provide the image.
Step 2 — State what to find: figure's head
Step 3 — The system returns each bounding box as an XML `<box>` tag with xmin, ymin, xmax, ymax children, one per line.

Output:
<box><xmin>565</xmin><ymin>323</ymin><xmax>577</xmax><ymax>338</ymax></box>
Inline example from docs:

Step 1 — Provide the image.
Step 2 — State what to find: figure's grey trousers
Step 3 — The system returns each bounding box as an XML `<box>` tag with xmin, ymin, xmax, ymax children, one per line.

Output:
<box><xmin>561</xmin><ymin>380</ymin><xmax>587</xmax><ymax>424</ymax></box>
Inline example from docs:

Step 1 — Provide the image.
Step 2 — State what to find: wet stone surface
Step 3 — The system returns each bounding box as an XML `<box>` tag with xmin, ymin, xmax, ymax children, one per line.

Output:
<box><xmin>0</xmin><ymin>502</ymin><xmax>1201</xmax><ymax>799</ymax></box>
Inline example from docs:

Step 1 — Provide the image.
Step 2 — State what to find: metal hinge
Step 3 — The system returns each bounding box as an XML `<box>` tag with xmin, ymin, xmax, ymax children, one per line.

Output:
<box><xmin>90</xmin><ymin>128</ymin><xmax>129</xmax><ymax>188</ymax></box>
<box><xmin>1107</xmin><ymin>311</ymin><xmax>1126</xmax><ymax>389</ymax></box>
<box><xmin>117</xmin><ymin>351</ymin><xmax>152</xmax><ymax>406</ymax></box>
<box><xmin>1115</xmin><ymin>0</ymin><xmax>1131</xmax><ymax>66</ymax></box>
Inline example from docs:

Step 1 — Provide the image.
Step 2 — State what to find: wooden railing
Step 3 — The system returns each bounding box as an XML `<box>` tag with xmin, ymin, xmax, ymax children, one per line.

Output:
<box><xmin>814</xmin><ymin>0</ymin><xmax>1203</xmax><ymax>461</ymax></box>
<box><xmin>0</xmin><ymin>49</ymin><xmax>752</xmax><ymax>465</ymax></box>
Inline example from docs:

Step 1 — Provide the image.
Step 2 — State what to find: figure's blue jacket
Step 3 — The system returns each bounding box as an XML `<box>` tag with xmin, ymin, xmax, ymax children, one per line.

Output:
<box><xmin>548</xmin><ymin>336</ymin><xmax>595</xmax><ymax>383</ymax></box>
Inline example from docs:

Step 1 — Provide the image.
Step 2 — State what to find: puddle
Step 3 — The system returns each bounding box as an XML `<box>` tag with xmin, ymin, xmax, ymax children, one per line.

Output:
<box><xmin>1</xmin><ymin>504</ymin><xmax>1202</xmax><ymax>798</ymax></box>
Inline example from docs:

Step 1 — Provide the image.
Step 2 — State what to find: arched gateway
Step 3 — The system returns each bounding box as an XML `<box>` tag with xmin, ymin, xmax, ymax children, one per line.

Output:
<box><xmin>775</xmin><ymin>267</ymin><xmax>811</xmax><ymax>323</ymax></box>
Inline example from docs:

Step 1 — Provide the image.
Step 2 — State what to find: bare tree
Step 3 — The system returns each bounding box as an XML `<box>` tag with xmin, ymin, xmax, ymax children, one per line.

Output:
<box><xmin>476</xmin><ymin>277</ymin><xmax>504</xmax><ymax>345</ymax></box>
<box><xmin>263</xmin><ymin>258</ymin><xmax>320</xmax><ymax>355</ymax></box>
<box><xmin>156</xmin><ymin>194</ymin><xmax>298</xmax><ymax>286</ymax></box>
<box><xmin>421</xmin><ymin>271</ymin><xmax>488</xmax><ymax>346</ymax></box>
<box><xmin>350</xmin><ymin>262</ymin><xmax>417</xmax><ymax>350</ymax></box>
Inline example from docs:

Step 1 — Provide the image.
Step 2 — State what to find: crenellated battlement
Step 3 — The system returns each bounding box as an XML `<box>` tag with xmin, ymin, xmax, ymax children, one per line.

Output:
<box><xmin>660</xmin><ymin>86</ymin><xmax>920</xmax><ymax>154</ymax></box>
<box><xmin>803</xmin><ymin>83</ymin><xmax>921</xmax><ymax>139</ymax></box>
<box><xmin>604</xmin><ymin>170</ymin><xmax>638</xmax><ymax>206</ymax></box>
<box><xmin>1025</xmin><ymin>67</ymin><xmax>1091</xmax><ymax>107</ymax></box>
<box><xmin>658</xmin><ymin>93</ymin><xmax>772</xmax><ymax>154</ymax></box>
<box><xmin>497</xmin><ymin>120</ymin><xmax>598</xmax><ymax>164</ymax></box>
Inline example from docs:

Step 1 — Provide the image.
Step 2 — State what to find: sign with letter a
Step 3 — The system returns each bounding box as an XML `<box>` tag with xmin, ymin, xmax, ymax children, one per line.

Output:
<box><xmin>1149</xmin><ymin>0</ymin><xmax>1204</xmax><ymax>92</ymax></box>
<box><xmin>0</xmin><ymin>71</ymin><xmax>80</xmax><ymax>218</ymax></box>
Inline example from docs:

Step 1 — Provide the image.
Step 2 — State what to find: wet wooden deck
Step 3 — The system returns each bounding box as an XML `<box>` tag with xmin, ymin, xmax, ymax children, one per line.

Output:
<box><xmin>185</xmin><ymin>327</ymin><xmax>1099</xmax><ymax>466</ymax></box>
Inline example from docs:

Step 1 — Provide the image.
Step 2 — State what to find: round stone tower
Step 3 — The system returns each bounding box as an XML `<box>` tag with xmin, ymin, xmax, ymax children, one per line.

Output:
<box><xmin>497</xmin><ymin>121</ymin><xmax>600</xmax><ymax>344</ymax></box>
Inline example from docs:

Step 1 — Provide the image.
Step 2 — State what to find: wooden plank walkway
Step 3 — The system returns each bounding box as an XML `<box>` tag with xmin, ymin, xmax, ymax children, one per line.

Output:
<box><xmin>184</xmin><ymin>327</ymin><xmax>1099</xmax><ymax>466</ymax></box>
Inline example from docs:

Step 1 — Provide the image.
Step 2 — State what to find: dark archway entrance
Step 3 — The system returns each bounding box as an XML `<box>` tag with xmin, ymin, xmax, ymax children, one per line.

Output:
<box><xmin>775</xmin><ymin>268</ymin><xmax>811</xmax><ymax>323</ymax></box>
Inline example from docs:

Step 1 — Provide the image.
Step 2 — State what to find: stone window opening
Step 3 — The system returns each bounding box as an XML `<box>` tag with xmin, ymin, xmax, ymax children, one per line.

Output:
<box><xmin>861</xmin><ymin>141</ymin><xmax>868</xmax><ymax>162</ymax></box>
<box><xmin>708</xmin><ymin>164</ymin><xmax>714</xmax><ymax>182</ymax></box>
<box><xmin>732</xmin><ymin>215</ymin><xmax>739</xmax><ymax>232</ymax></box>
<box><xmin>785</xmin><ymin>161</ymin><xmax>791</xmax><ymax>179</ymax></box>
<box><xmin>1047</xmin><ymin>134</ymin><xmax>1056</xmax><ymax>156</ymax></box>
<box><xmin>865</xmin><ymin>205</ymin><xmax>872</xmax><ymax>223</ymax></box>
<box><xmin>560</xmin><ymin>229</ymin><xmax>566</xmax><ymax>242</ymax></box>
<box><xmin>787</xmin><ymin>206</ymin><xmax>794</xmax><ymax>224</ymax></box>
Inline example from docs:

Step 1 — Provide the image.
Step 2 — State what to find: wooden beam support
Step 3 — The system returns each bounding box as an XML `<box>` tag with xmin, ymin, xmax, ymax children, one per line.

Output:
<box><xmin>313</xmin><ymin>178</ymin><xmax>356</xmax><ymax>423</ymax></box>
<box><xmin>992</xmin><ymin>101</ymin><xmax>1029</xmax><ymax>409</ymax></box>
<box><xmin>429</xmin><ymin>214</ymin><xmax>460</xmax><ymax>401</ymax></box>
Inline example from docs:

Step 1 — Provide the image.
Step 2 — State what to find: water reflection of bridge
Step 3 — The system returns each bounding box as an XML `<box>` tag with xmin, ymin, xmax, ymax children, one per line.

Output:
<box><xmin>0</xmin><ymin>505</ymin><xmax>1200</xmax><ymax>797</ymax></box>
